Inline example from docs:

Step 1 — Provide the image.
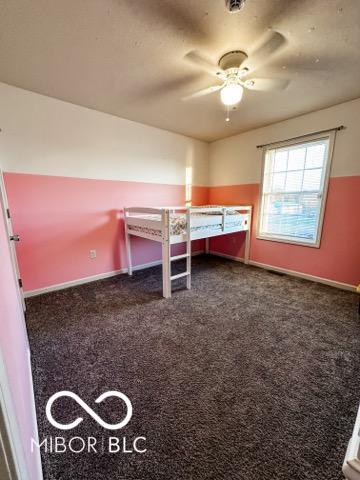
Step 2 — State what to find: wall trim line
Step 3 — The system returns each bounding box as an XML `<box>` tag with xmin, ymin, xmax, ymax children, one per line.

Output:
<box><xmin>209</xmin><ymin>250</ymin><xmax>356</xmax><ymax>292</ymax></box>
<box><xmin>207</xmin><ymin>174</ymin><xmax>360</xmax><ymax>188</ymax></box>
<box><xmin>3</xmin><ymin>171</ymin><xmax>210</xmax><ymax>188</ymax></box>
<box><xmin>24</xmin><ymin>250</ymin><xmax>204</xmax><ymax>298</ymax></box>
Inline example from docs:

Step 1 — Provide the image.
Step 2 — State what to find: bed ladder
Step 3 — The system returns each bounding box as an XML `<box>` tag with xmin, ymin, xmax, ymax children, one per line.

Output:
<box><xmin>162</xmin><ymin>209</ymin><xmax>191</xmax><ymax>298</ymax></box>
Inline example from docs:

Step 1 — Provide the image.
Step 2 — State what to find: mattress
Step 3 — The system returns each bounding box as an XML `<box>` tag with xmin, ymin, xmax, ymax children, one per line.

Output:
<box><xmin>128</xmin><ymin>212</ymin><xmax>248</xmax><ymax>236</ymax></box>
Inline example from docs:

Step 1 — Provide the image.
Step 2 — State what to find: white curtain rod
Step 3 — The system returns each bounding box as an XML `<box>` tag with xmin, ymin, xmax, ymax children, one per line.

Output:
<box><xmin>256</xmin><ymin>125</ymin><xmax>345</xmax><ymax>149</ymax></box>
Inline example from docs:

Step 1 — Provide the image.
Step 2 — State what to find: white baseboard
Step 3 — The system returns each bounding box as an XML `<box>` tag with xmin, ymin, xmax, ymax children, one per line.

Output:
<box><xmin>209</xmin><ymin>251</ymin><xmax>356</xmax><ymax>292</ymax></box>
<box><xmin>25</xmin><ymin>249</ymin><xmax>356</xmax><ymax>297</ymax></box>
<box><xmin>24</xmin><ymin>250</ymin><xmax>204</xmax><ymax>298</ymax></box>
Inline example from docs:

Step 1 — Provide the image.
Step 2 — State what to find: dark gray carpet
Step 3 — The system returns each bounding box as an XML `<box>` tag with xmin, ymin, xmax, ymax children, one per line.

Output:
<box><xmin>25</xmin><ymin>255</ymin><xmax>360</xmax><ymax>480</ymax></box>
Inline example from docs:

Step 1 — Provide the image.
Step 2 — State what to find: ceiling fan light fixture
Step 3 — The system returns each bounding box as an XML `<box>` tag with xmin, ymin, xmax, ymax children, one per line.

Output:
<box><xmin>238</xmin><ymin>67</ymin><xmax>249</xmax><ymax>77</ymax></box>
<box><xmin>220</xmin><ymin>83</ymin><xmax>243</xmax><ymax>106</ymax></box>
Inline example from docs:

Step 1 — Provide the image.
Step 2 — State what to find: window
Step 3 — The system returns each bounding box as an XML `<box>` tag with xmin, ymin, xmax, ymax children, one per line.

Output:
<box><xmin>258</xmin><ymin>133</ymin><xmax>334</xmax><ymax>247</ymax></box>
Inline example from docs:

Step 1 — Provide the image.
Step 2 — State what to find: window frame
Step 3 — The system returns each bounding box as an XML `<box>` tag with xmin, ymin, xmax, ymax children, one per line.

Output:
<box><xmin>256</xmin><ymin>130</ymin><xmax>336</xmax><ymax>248</ymax></box>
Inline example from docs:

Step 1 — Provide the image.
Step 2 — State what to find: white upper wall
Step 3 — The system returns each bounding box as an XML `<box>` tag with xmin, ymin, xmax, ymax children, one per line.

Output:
<box><xmin>2</xmin><ymin>82</ymin><xmax>359</xmax><ymax>188</ymax></box>
<box><xmin>0</xmin><ymin>83</ymin><xmax>209</xmax><ymax>186</ymax></box>
<box><xmin>209</xmin><ymin>98</ymin><xmax>360</xmax><ymax>186</ymax></box>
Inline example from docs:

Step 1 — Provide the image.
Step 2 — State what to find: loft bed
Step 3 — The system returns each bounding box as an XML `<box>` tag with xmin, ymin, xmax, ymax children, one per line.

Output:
<box><xmin>124</xmin><ymin>205</ymin><xmax>252</xmax><ymax>298</ymax></box>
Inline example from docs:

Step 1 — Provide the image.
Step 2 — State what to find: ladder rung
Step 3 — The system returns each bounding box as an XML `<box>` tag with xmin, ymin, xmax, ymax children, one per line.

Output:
<box><xmin>170</xmin><ymin>271</ymin><xmax>190</xmax><ymax>281</ymax></box>
<box><xmin>170</xmin><ymin>253</ymin><xmax>190</xmax><ymax>261</ymax></box>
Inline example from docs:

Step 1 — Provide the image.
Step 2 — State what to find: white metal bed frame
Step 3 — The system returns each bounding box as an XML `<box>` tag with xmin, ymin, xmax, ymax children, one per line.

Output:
<box><xmin>124</xmin><ymin>205</ymin><xmax>252</xmax><ymax>298</ymax></box>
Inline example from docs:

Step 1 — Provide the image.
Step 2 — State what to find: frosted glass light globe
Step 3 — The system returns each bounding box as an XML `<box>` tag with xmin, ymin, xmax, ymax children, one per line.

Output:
<box><xmin>220</xmin><ymin>83</ymin><xmax>243</xmax><ymax>106</ymax></box>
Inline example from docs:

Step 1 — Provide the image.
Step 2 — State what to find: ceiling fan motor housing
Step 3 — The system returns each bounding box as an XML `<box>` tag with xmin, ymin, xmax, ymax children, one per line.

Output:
<box><xmin>218</xmin><ymin>50</ymin><xmax>248</xmax><ymax>71</ymax></box>
<box><xmin>225</xmin><ymin>0</ymin><xmax>247</xmax><ymax>13</ymax></box>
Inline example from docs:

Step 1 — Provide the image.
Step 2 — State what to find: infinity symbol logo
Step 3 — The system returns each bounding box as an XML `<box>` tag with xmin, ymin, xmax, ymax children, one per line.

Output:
<box><xmin>46</xmin><ymin>391</ymin><xmax>133</xmax><ymax>430</ymax></box>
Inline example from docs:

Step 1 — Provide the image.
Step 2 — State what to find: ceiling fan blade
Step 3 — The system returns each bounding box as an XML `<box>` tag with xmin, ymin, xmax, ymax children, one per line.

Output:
<box><xmin>243</xmin><ymin>78</ymin><xmax>290</xmax><ymax>91</ymax></box>
<box><xmin>185</xmin><ymin>51</ymin><xmax>224</xmax><ymax>79</ymax></box>
<box><xmin>182</xmin><ymin>85</ymin><xmax>222</xmax><ymax>101</ymax></box>
<box><xmin>242</xmin><ymin>31</ymin><xmax>287</xmax><ymax>74</ymax></box>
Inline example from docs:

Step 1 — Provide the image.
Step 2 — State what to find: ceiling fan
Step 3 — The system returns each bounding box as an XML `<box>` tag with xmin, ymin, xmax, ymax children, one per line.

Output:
<box><xmin>183</xmin><ymin>31</ymin><xmax>289</xmax><ymax>108</ymax></box>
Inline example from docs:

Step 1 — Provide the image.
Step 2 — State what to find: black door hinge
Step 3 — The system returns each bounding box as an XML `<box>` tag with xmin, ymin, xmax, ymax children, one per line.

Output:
<box><xmin>18</xmin><ymin>278</ymin><xmax>23</xmax><ymax>288</ymax></box>
<box><xmin>6</xmin><ymin>208</ymin><xmax>10</xmax><ymax>219</ymax></box>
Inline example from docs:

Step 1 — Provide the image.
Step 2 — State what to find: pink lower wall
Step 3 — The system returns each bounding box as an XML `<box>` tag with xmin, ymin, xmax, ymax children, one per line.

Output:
<box><xmin>4</xmin><ymin>172</ymin><xmax>208</xmax><ymax>292</ymax></box>
<box><xmin>0</xmin><ymin>201</ymin><xmax>39</xmax><ymax>479</ymax></box>
<box><xmin>209</xmin><ymin>176</ymin><xmax>360</xmax><ymax>286</ymax></box>
<box><xmin>4</xmin><ymin>172</ymin><xmax>359</xmax><ymax>291</ymax></box>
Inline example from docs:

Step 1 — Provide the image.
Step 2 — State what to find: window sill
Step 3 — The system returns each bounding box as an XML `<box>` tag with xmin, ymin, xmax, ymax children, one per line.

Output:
<box><xmin>256</xmin><ymin>234</ymin><xmax>320</xmax><ymax>248</ymax></box>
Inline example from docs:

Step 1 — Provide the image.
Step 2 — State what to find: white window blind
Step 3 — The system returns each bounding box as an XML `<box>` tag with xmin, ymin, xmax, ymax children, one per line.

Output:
<box><xmin>258</xmin><ymin>135</ymin><xmax>331</xmax><ymax>246</ymax></box>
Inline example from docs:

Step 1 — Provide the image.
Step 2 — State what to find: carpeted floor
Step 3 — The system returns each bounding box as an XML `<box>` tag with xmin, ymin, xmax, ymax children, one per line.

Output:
<box><xmin>25</xmin><ymin>255</ymin><xmax>359</xmax><ymax>480</ymax></box>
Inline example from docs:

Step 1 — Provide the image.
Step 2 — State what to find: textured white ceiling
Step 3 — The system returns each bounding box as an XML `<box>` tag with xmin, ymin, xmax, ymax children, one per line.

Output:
<box><xmin>0</xmin><ymin>0</ymin><xmax>359</xmax><ymax>141</ymax></box>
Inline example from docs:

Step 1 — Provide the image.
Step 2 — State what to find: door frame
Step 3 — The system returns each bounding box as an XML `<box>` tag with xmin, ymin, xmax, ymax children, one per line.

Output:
<box><xmin>0</xmin><ymin>170</ymin><xmax>43</xmax><ymax>479</ymax></box>
<box><xmin>0</xmin><ymin>350</ymin><xmax>30</xmax><ymax>480</ymax></box>
<box><xmin>0</xmin><ymin>345</ymin><xmax>43</xmax><ymax>480</ymax></box>
<box><xmin>0</xmin><ymin>396</ymin><xmax>15</xmax><ymax>480</ymax></box>
<box><xmin>0</xmin><ymin>170</ymin><xmax>26</xmax><ymax>311</ymax></box>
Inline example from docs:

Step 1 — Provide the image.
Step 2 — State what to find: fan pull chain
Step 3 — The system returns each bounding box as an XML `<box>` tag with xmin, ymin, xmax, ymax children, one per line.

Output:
<box><xmin>225</xmin><ymin>105</ymin><xmax>230</xmax><ymax>123</ymax></box>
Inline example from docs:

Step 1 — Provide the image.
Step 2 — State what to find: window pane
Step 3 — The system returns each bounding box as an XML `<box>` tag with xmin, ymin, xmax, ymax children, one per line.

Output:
<box><xmin>260</xmin><ymin>193</ymin><xmax>320</xmax><ymax>240</ymax></box>
<box><xmin>305</xmin><ymin>143</ymin><xmax>326</xmax><ymax>168</ymax></box>
<box><xmin>285</xmin><ymin>170</ymin><xmax>303</xmax><ymax>192</ymax></box>
<box><xmin>273</xmin><ymin>150</ymin><xmax>288</xmax><ymax>172</ymax></box>
<box><xmin>288</xmin><ymin>147</ymin><xmax>306</xmax><ymax>171</ymax></box>
<box><xmin>272</xmin><ymin>172</ymin><xmax>286</xmax><ymax>192</ymax></box>
<box><xmin>303</xmin><ymin>168</ymin><xmax>322</xmax><ymax>191</ymax></box>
